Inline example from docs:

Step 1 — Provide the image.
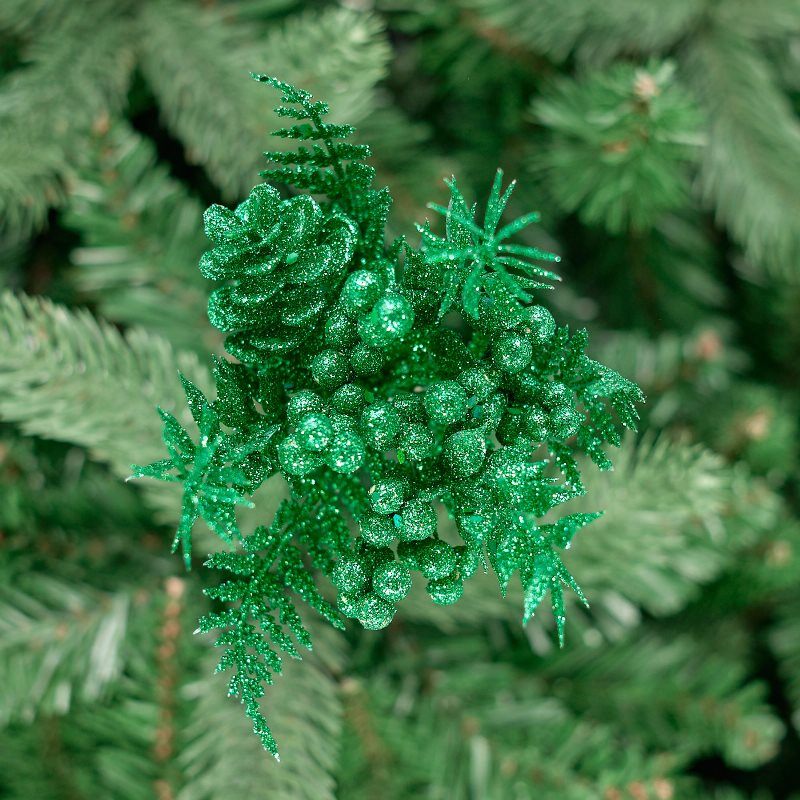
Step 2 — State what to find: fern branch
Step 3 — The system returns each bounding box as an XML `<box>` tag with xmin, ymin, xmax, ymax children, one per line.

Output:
<box><xmin>178</xmin><ymin>625</ymin><xmax>346</xmax><ymax>800</ymax></box>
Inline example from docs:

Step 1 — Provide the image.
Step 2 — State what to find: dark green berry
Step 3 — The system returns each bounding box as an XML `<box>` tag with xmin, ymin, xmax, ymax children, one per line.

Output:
<box><xmin>287</xmin><ymin>390</ymin><xmax>324</xmax><ymax>426</ymax></box>
<box><xmin>390</xmin><ymin>391</ymin><xmax>425</xmax><ymax>422</ymax></box>
<box><xmin>311</xmin><ymin>349</ymin><xmax>352</xmax><ymax>390</ymax></box>
<box><xmin>548</xmin><ymin>406</ymin><xmax>582</xmax><ymax>438</ymax></box>
<box><xmin>426</xmin><ymin>574</ymin><xmax>464</xmax><ymax>605</ymax></box>
<box><xmin>397</xmin><ymin>423</ymin><xmax>435</xmax><ymax>462</ymax></box>
<box><xmin>372</xmin><ymin>562</ymin><xmax>412</xmax><ymax>602</ymax></box>
<box><xmin>330</xmin><ymin>383</ymin><xmax>365</xmax><ymax>415</ymax></box>
<box><xmin>277</xmin><ymin>434</ymin><xmax>321</xmax><ymax>476</ymax></box>
<box><xmin>325</xmin><ymin>309</ymin><xmax>358</xmax><ymax>348</ymax></box>
<box><xmin>356</xmin><ymin>593</ymin><xmax>396</xmax><ymax>630</ymax></box>
<box><xmin>523</xmin><ymin>406</ymin><xmax>549</xmax><ymax>441</ymax></box>
<box><xmin>350</xmin><ymin>343</ymin><xmax>384</xmax><ymax>376</ymax></box>
<box><xmin>458</xmin><ymin>367</ymin><xmax>497</xmax><ymax>403</ymax></box>
<box><xmin>418</xmin><ymin>539</ymin><xmax>458</xmax><ymax>580</ymax></box>
<box><xmin>340</xmin><ymin>270</ymin><xmax>385</xmax><ymax>315</ymax></box>
<box><xmin>397</xmin><ymin>539</ymin><xmax>426</xmax><ymax>570</ymax></box>
<box><xmin>295</xmin><ymin>413</ymin><xmax>333</xmax><ymax>452</ymax></box>
<box><xmin>424</xmin><ymin>381</ymin><xmax>468</xmax><ymax>426</ymax></box>
<box><xmin>492</xmin><ymin>334</ymin><xmax>533</xmax><ymax>373</ymax></box>
<box><xmin>539</xmin><ymin>381</ymin><xmax>571</xmax><ymax>410</ymax></box>
<box><xmin>369</xmin><ymin>478</ymin><xmax>408</xmax><ymax>515</ymax></box>
<box><xmin>332</xmin><ymin>557</ymin><xmax>367</xmax><ymax>594</ymax></box>
<box><xmin>359</xmin><ymin>294</ymin><xmax>415</xmax><ymax>348</ymax></box>
<box><xmin>360</xmin><ymin>402</ymin><xmax>401</xmax><ymax>450</ymax></box>
<box><xmin>324</xmin><ymin>432</ymin><xmax>365</xmax><ymax>473</ymax></box>
<box><xmin>337</xmin><ymin>590</ymin><xmax>365</xmax><ymax>619</ymax></box>
<box><xmin>397</xmin><ymin>499</ymin><xmax>438</xmax><ymax>541</ymax></box>
<box><xmin>360</xmin><ymin>513</ymin><xmax>395</xmax><ymax>547</ymax></box>
<box><xmin>525</xmin><ymin>305</ymin><xmax>556</xmax><ymax>345</ymax></box>
<box><xmin>443</xmin><ymin>430</ymin><xmax>487</xmax><ymax>477</ymax></box>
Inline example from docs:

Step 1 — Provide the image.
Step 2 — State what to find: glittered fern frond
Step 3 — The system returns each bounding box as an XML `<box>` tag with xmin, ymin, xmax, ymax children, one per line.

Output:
<box><xmin>256</xmin><ymin>74</ymin><xmax>391</xmax><ymax>258</ymax></box>
<box><xmin>135</xmin><ymin>76</ymin><xmax>644</xmax><ymax>755</ymax></box>
<box><xmin>198</xmin><ymin>499</ymin><xmax>345</xmax><ymax>758</ymax></box>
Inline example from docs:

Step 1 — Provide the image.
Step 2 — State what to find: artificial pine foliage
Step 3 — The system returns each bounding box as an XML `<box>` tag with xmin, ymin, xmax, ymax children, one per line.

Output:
<box><xmin>3</xmin><ymin>2</ymin><xmax>800</xmax><ymax>796</ymax></box>
<box><xmin>135</xmin><ymin>75</ymin><xmax>643</xmax><ymax>755</ymax></box>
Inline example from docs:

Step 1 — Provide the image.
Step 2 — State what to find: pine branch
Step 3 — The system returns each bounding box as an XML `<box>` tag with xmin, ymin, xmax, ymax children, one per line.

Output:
<box><xmin>457</xmin><ymin>0</ymin><xmax>703</xmax><ymax>64</ymax></box>
<box><xmin>62</xmin><ymin>122</ymin><xmax>218</xmax><ymax>356</ymax></box>
<box><xmin>0</xmin><ymin>291</ymin><xmax>210</xmax><ymax>530</ymax></box>
<box><xmin>770</xmin><ymin>594</ymin><xmax>800</xmax><ymax>729</ymax></box>
<box><xmin>530</xmin><ymin>61</ymin><xmax>704</xmax><ymax>234</ymax></box>
<box><xmin>338</xmin><ymin>651</ymin><xmax>687</xmax><ymax>799</ymax></box>
<box><xmin>545</xmin><ymin>629</ymin><xmax>785</xmax><ymax>769</ymax></box>
<box><xmin>0</xmin><ymin>570</ymin><xmax>129</xmax><ymax>726</ymax></box>
<box><xmin>687</xmin><ymin>29</ymin><xmax>800</xmax><ymax>280</ymax></box>
<box><xmin>0</xmin><ymin>0</ymin><xmax>135</xmax><ymax>235</ymax></box>
<box><xmin>564</xmin><ymin>434</ymin><xmax>781</xmax><ymax>631</ymax></box>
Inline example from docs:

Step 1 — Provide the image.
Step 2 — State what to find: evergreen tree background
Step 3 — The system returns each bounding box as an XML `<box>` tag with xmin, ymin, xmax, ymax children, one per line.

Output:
<box><xmin>1</xmin><ymin>1</ymin><xmax>800</xmax><ymax>797</ymax></box>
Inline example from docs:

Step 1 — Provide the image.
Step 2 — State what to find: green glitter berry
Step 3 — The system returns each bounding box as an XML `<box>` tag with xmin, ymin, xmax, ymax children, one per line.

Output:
<box><xmin>295</xmin><ymin>413</ymin><xmax>333</xmax><ymax>452</ymax></box>
<box><xmin>443</xmin><ymin>430</ymin><xmax>487</xmax><ymax>477</ymax></box>
<box><xmin>397</xmin><ymin>423</ymin><xmax>435</xmax><ymax>461</ymax></box>
<box><xmin>539</xmin><ymin>381</ymin><xmax>571</xmax><ymax>410</ymax></box>
<box><xmin>350</xmin><ymin>343</ymin><xmax>384</xmax><ymax>376</ymax></box>
<box><xmin>418</xmin><ymin>539</ymin><xmax>458</xmax><ymax>580</ymax></box>
<box><xmin>390</xmin><ymin>392</ymin><xmax>425</xmax><ymax>422</ymax></box>
<box><xmin>397</xmin><ymin>498</ymin><xmax>438</xmax><ymax>541</ymax></box>
<box><xmin>496</xmin><ymin>412</ymin><xmax>524</xmax><ymax>445</ymax></box>
<box><xmin>277</xmin><ymin>434</ymin><xmax>321</xmax><ymax>476</ymax></box>
<box><xmin>325</xmin><ymin>309</ymin><xmax>358</xmax><ymax>349</ymax></box>
<box><xmin>360</xmin><ymin>401</ymin><xmax>402</xmax><ymax>450</ymax></box>
<box><xmin>337</xmin><ymin>590</ymin><xmax>364</xmax><ymax>619</ymax></box>
<box><xmin>340</xmin><ymin>270</ymin><xmax>385</xmax><ymax>314</ymax></box>
<box><xmin>426</xmin><ymin>575</ymin><xmax>464</xmax><ymax>605</ymax></box>
<box><xmin>287</xmin><ymin>390</ymin><xmax>324</xmax><ymax>426</ymax></box>
<box><xmin>424</xmin><ymin>381</ymin><xmax>468</xmax><ymax>426</ymax></box>
<box><xmin>360</xmin><ymin>513</ymin><xmax>395</xmax><ymax>547</ymax></box>
<box><xmin>455</xmin><ymin>545</ymin><xmax>481</xmax><ymax>579</ymax></box>
<box><xmin>523</xmin><ymin>406</ymin><xmax>549</xmax><ymax>441</ymax></box>
<box><xmin>356</xmin><ymin>593</ymin><xmax>396</xmax><ymax>630</ymax></box>
<box><xmin>373</xmin><ymin>562</ymin><xmax>412</xmax><ymax>602</ymax></box>
<box><xmin>369</xmin><ymin>477</ymin><xmax>408</xmax><ymax>514</ymax></box>
<box><xmin>458</xmin><ymin>367</ymin><xmax>498</xmax><ymax>403</ymax></box>
<box><xmin>359</xmin><ymin>294</ymin><xmax>414</xmax><ymax>347</ymax></box>
<box><xmin>324</xmin><ymin>431</ymin><xmax>365</xmax><ymax>473</ymax></box>
<box><xmin>330</xmin><ymin>383</ymin><xmax>365</xmax><ymax>415</ymax></box>
<box><xmin>332</xmin><ymin>557</ymin><xmax>368</xmax><ymax>594</ymax></box>
<box><xmin>492</xmin><ymin>334</ymin><xmax>533</xmax><ymax>373</ymax></box>
<box><xmin>311</xmin><ymin>349</ymin><xmax>351</xmax><ymax>390</ymax></box>
<box><xmin>548</xmin><ymin>406</ymin><xmax>582</xmax><ymax>439</ymax></box>
<box><xmin>397</xmin><ymin>539</ymin><xmax>425</xmax><ymax>570</ymax></box>
<box><xmin>525</xmin><ymin>305</ymin><xmax>556</xmax><ymax>345</ymax></box>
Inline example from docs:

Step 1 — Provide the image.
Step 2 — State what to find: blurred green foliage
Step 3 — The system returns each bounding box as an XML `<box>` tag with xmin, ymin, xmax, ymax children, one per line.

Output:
<box><xmin>1</xmin><ymin>0</ymin><xmax>799</xmax><ymax>797</ymax></box>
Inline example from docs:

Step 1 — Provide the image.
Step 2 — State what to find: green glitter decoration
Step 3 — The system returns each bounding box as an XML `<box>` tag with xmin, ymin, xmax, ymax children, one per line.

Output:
<box><xmin>133</xmin><ymin>75</ymin><xmax>644</xmax><ymax>756</ymax></box>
